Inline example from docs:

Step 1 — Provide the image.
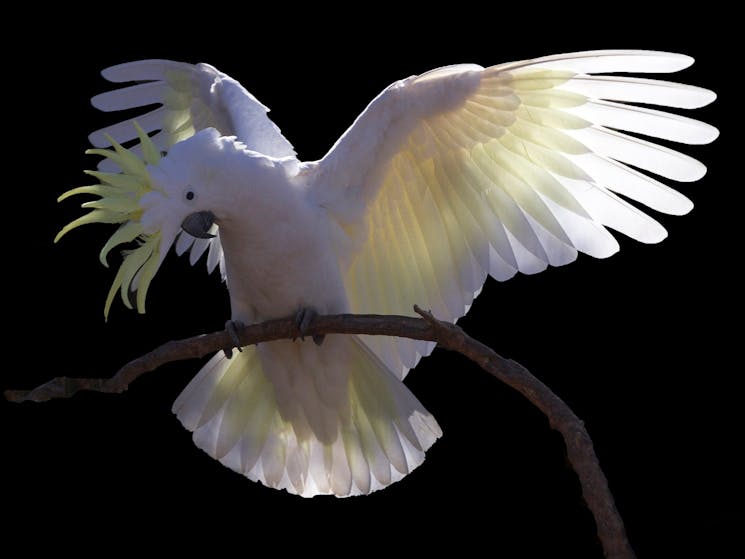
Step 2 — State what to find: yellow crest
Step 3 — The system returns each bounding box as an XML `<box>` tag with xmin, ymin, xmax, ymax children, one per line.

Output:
<box><xmin>56</xmin><ymin>123</ymin><xmax>164</xmax><ymax>319</ymax></box>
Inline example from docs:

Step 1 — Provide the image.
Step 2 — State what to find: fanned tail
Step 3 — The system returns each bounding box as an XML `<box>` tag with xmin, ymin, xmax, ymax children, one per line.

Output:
<box><xmin>172</xmin><ymin>335</ymin><xmax>441</xmax><ymax>496</ymax></box>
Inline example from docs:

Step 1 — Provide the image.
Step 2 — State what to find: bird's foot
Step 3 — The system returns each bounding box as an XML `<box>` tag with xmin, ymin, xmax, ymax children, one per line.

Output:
<box><xmin>223</xmin><ymin>320</ymin><xmax>246</xmax><ymax>359</ymax></box>
<box><xmin>294</xmin><ymin>307</ymin><xmax>325</xmax><ymax>346</ymax></box>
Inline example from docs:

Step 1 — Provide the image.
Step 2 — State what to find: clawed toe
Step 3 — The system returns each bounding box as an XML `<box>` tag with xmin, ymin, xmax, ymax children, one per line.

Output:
<box><xmin>224</xmin><ymin>320</ymin><xmax>246</xmax><ymax>359</ymax></box>
<box><xmin>294</xmin><ymin>307</ymin><xmax>325</xmax><ymax>346</ymax></box>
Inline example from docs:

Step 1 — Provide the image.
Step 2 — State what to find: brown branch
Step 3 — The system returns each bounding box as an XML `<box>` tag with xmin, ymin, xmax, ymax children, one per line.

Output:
<box><xmin>5</xmin><ymin>307</ymin><xmax>634</xmax><ymax>558</ymax></box>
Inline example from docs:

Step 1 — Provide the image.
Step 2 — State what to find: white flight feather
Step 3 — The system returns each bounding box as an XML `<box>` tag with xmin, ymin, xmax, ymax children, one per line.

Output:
<box><xmin>311</xmin><ymin>50</ymin><xmax>717</xmax><ymax>378</ymax></box>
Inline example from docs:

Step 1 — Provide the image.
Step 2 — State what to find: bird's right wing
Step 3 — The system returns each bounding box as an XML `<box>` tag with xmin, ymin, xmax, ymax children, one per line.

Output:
<box><xmin>90</xmin><ymin>60</ymin><xmax>297</xmax><ymax>279</ymax></box>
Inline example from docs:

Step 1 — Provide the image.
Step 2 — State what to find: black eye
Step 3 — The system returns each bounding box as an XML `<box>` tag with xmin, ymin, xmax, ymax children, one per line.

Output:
<box><xmin>185</xmin><ymin>191</ymin><xmax>195</xmax><ymax>201</ymax></box>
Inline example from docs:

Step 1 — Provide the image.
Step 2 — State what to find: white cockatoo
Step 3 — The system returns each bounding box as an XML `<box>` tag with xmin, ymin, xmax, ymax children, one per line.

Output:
<box><xmin>56</xmin><ymin>50</ymin><xmax>717</xmax><ymax>497</ymax></box>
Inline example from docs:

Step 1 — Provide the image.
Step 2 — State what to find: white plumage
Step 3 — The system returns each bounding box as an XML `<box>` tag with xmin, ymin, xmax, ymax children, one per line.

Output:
<box><xmin>59</xmin><ymin>50</ymin><xmax>717</xmax><ymax>496</ymax></box>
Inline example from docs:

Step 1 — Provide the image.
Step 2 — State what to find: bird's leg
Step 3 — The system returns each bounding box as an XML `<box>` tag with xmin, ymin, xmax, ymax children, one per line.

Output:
<box><xmin>223</xmin><ymin>320</ymin><xmax>246</xmax><ymax>359</ymax></box>
<box><xmin>294</xmin><ymin>307</ymin><xmax>325</xmax><ymax>346</ymax></box>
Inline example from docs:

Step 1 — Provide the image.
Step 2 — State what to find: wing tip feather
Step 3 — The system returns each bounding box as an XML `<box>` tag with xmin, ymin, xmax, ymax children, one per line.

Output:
<box><xmin>698</xmin><ymin>87</ymin><xmax>718</xmax><ymax>108</ymax></box>
<box><xmin>101</xmin><ymin>59</ymin><xmax>190</xmax><ymax>83</ymax></box>
<box><xmin>674</xmin><ymin>52</ymin><xmax>695</xmax><ymax>71</ymax></box>
<box><xmin>681</xmin><ymin>163</ymin><xmax>707</xmax><ymax>183</ymax></box>
<box><xmin>90</xmin><ymin>92</ymin><xmax>114</xmax><ymax>112</ymax></box>
<box><xmin>87</xmin><ymin>131</ymin><xmax>104</xmax><ymax>147</ymax></box>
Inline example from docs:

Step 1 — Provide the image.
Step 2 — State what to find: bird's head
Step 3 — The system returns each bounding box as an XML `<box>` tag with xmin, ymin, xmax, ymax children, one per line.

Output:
<box><xmin>56</xmin><ymin>126</ymin><xmax>232</xmax><ymax>319</ymax></box>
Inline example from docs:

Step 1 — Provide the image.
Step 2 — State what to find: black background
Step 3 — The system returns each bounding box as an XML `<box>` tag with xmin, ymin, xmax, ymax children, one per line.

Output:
<box><xmin>2</xmin><ymin>8</ymin><xmax>738</xmax><ymax>557</ymax></box>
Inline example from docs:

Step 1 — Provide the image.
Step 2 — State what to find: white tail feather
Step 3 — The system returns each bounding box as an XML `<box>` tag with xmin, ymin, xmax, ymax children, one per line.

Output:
<box><xmin>172</xmin><ymin>336</ymin><xmax>441</xmax><ymax>497</ymax></box>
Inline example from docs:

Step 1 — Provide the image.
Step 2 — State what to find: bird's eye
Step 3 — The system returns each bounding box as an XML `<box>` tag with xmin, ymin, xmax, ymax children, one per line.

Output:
<box><xmin>185</xmin><ymin>190</ymin><xmax>195</xmax><ymax>201</ymax></box>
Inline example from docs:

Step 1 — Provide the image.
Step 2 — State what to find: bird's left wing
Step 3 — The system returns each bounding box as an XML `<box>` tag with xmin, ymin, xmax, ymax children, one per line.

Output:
<box><xmin>311</xmin><ymin>50</ymin><xmax>717</xmax><ymax>378</ymax></box>
<box><xmin>90</xmin><ymin>60</ymin><xmax>297</xmax><ymax>278</ymax></box>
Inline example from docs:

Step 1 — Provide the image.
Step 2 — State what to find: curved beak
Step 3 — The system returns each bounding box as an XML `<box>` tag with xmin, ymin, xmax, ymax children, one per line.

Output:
<box><xmin>181</xmin><ymin>211</ymin><xmax>216</xmax><ymax>239</ymax></box>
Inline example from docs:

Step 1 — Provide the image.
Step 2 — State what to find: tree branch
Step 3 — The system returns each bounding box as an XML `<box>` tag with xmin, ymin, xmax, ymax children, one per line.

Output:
<box><xmin>5</xmin><ymin>307</ymin><xmax>635</xmax><ymax>558</ymax></box>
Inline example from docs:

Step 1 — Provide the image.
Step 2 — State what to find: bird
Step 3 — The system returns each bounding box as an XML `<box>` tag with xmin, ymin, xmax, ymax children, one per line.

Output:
<box><xmin>56</xmin><ymin>50</ymin><xmax>717</xmax><ymax>497</ymax></box>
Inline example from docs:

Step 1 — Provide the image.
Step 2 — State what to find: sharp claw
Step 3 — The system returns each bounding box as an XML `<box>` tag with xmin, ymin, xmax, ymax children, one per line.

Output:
<box><xmin>294</xmin><ymin>307</ymin><xmax>323</xmax><ymax>345</ymax></box>
<box><xmin>224</xmin><ymin>320</ymin><xmax>245</xmax><ymax>359</ymax></box>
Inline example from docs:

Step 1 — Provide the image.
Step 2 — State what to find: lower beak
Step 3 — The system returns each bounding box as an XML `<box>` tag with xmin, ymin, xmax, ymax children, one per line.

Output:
<box><xmin>181</xmin><ymin>211</ymin><xmax>216</xmax><ymax>239</ymax></box>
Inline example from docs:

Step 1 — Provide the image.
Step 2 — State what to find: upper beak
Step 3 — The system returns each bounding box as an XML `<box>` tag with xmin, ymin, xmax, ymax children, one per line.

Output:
<box><xmin>181</xmin><ymin>211</ymin><xmax>216</xmax><ymax>239</ymax></box>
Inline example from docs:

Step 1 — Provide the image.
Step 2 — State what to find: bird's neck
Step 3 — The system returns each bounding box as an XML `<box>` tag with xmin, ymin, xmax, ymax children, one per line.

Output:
<box><xmin>214</xmin><ymin>154</ymin><xmax>301</xmax><ymax>238</ymax></box>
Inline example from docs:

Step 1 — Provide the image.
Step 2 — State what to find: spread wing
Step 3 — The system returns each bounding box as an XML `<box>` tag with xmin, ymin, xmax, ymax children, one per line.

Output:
<box><xmin>312</xmin><ymin>50</ymin><xmax>718</xmax><ymax>378</ymax></box>
<box><xmin>90</xmin><ymin>60</ymin><xmax>297</xmax><ymax>279</ymax></box>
